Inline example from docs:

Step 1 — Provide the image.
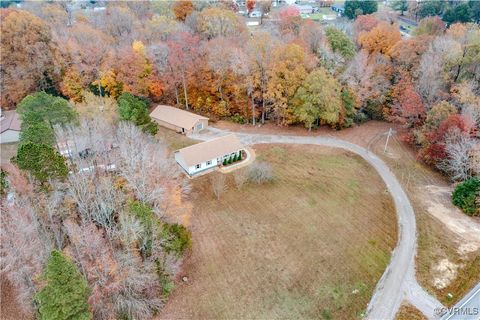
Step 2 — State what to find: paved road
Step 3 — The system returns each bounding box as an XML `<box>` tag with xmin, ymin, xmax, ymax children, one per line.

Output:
<box><xmin>440</xmin><ymin>282</ymin><xmax>480</xmax><ymax>320</ymax></box>
<box><xmin>190</xmin><ymin>128</ymin><xmax>444</xmax><ymax>319</ymax></box>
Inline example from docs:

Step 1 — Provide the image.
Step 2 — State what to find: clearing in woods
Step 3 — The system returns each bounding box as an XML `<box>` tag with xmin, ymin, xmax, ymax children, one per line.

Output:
<box><xmin>161</xmin><ymin>144</ymin><xmax>397</xmax><ymax>319</ymax></box>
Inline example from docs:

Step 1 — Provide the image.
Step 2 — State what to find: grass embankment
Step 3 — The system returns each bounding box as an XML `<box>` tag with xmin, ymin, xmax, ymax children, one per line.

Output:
<box><xmin>395</xmin><ymin>303</ymin><xmax>427</xmax><ymax>320</ymax></box>
<box><xmin>0</xmin><ymin>142</ymin><xmax>17</xmax><ymax>165</ymax></box>
<box><xmin>161</xmin><ymin>144</ymin><xmax>396</xmax><ymax>319</ymax></box>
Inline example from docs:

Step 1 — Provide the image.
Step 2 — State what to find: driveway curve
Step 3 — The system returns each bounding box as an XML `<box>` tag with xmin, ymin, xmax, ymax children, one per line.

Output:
<box><xmin>189</xmin><ymin>128</ymin><xmax>443</xmax><ymax>319</ymax></box>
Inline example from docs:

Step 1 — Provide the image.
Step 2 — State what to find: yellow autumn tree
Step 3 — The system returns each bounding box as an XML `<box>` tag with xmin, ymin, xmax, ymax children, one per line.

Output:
<box><xmin>266</xmin><ymin>43</ymin><xmax>308</xmax><ymax>125</ymax></box>
<box><xmin>60</xmin><ymin>69</ymin><xmax>85</xmax><ymax>102</ymax></box>
<box><xmin>96</xmin><ymin>70</ymin><xmax>123</xmax><ymax>99</ymax></box>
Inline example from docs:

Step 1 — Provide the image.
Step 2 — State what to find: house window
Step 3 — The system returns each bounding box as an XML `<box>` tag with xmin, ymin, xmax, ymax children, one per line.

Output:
<box><xmin>206</xmin><ymin>160</ymin><xmax>212</xmax><ymax>166</ymax></box>
<box><xmin>195</xmin><ymin>164</ymin><xmax>201</xmax><ymax>169</ymax></box>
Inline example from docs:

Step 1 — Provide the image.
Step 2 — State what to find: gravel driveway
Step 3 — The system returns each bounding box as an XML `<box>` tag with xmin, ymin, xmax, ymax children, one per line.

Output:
<box><xmin>190</xmin><ymin>128</ymin><xmax>444</xmax><ymax>320</ymax></box>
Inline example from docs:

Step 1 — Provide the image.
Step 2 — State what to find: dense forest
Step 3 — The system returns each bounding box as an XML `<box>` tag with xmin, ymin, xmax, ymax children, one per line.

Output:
<box><xmin>1</xmin><ymin>0</ymin><xmax>478</xmax><ymax>180</ymax></box>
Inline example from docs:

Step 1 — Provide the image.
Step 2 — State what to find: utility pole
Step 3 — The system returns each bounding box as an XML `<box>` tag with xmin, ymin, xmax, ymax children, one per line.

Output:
<box><xmin>384</xmin><ymin>128</ymin><xmax>392</xmax><ymax>154</ymax></box>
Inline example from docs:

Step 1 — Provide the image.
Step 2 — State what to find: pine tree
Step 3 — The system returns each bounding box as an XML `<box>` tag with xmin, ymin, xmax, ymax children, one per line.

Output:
<box><xmin>35</xmin><ymin>250</ymin><xmax>92</xmax><ymax>320</ymax></box>
<box><xmin>16</xmin><ymin>143</ymin><xmax>68</xmax><ymax>184</ymax></box>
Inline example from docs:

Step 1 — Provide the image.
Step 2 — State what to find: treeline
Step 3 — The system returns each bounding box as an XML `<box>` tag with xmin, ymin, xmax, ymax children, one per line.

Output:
<box><xmin>388</xmin><ymin>0</ymin><xmax>480</xmax><ymax>24</ymax></box>
<box><xmin>1</xmin><ymin>1</ymin><xmax>479</xmax><ymax>181</ymax></box>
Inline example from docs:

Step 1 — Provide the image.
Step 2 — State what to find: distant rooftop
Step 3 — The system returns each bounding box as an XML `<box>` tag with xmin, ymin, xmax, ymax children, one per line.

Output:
<box><xmin>150</xmin><ymin>105</ymin><xmax>208</xmax><ymax>130</ymax></box>
<box><xmin>0</xmin><ymin>111</ymin><xmax>21</xmax><ymax>133</ymax></box>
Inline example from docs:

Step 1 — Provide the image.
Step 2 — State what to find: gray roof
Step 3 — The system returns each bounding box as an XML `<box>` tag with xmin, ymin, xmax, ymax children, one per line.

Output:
<box><xmin>0</xmin><ymin>111</ymin><xmax>21</xmax><ymax>133</ymax></box>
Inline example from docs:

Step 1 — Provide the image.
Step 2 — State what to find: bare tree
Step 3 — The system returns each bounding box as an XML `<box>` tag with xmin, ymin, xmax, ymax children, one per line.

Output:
<box><xmin>210</xmin><ymin>173</ymin><xmax>226</xmax><ymax>200</ymax></box>
<box><xmin>0</xmin><ymin>199</ymin><xmax>53</xmax><ymax>315</ymax></box>
<box><xmin>438</xmin><ymin>129</ymin><xmax>478</xmax><ymax>181</ymax></box>
<box><xmin>64</xmin><ymin>219</ymin><xmax>121</xmax><ymax>320</ymax></box>
<box><xmin>42</xmin><ymin>187</ymin><xmax>67</xmax><ymax>249</ymax></box>
<box><xmin>248</xmin><ymin>161</ymin><xmax>274</xmax><ymax>184</ymax></box>
<box><xmin>116</xmin><ymin>122</ymin><xmax>181</xmax><ymax>209</ymax></box>
<box><xmin>113</xmin><ymin>252</ymin><xmax>163</xmax><ymax>319</ymax></box>
<box><xmin>233</xmin><ymin>168</ymin><xmax>248</xmax><ymax>190</ymax></box>
<box><xmin>67</xmin><ymin>173</ymin><xmax>123</xmax><ymax>235</ymax></box>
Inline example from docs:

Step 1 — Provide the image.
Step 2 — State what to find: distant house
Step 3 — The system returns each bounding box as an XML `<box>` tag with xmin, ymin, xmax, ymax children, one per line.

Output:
<box><xmin>150</xmin><ymin>105</ymin><xmax>209</xmax><ymax>135</ymax></box>
<box><xmin>331</xmin><ymin>4</ymin><xmax>344</xmax><ymax>15</ymax></box>
<box><xmin>0</xmin><ymin>110</ymin><xmax>21</xmax><ymax>144</ymax></box>
<box><xmin>175</xmin><ymin>134</ymin><xmax>244</xmax><ymax>176</ymax></box>
<box><xmin>295</xmin><ymin>4</ymin><xmax>314</xmax><ymax>14</ymax></box>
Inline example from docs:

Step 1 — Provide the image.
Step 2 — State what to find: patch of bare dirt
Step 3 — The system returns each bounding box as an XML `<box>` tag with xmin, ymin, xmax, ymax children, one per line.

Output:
<box><xmin>421</xmin><ymin>185</ymin><xmax>480</xmax><ymax>255</ymax></box>
<box><xmin>432</xmin><ymin>259</ymin><xmax>461</xmax><ymax>290</ymax></box>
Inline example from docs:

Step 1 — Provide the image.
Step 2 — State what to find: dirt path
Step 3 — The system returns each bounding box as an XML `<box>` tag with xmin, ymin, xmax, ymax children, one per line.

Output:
<box><xmin>189</xmin><ymin>127</ymin><xmax>444</xmax><ymax>320</ymax></box>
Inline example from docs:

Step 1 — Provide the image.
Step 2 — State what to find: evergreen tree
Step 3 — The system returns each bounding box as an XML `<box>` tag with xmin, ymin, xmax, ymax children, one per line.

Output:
<box><xmin>341</xmin><ymin>88</ymin><xmax>356</xmax><ymax>128</ymax></box>
<box><xmin>35</xmin><ymin>250</ymin><xmax>91</xmax><ymax>320</ymax></box>
<box><xmin>117</xmin><ymin>92</ymin><xmax>158</xmax><ymax>135</ymax></box>
<box><xmin>344</xmin><ymin>0</ymin><xmax>378</xmax><ymax>19</ymax></box>
<box><xmin>443</xmin><ymin>3</ymin><xmax>472</xmax><ymax>25</ymax></box>
<box><xmin>417</xmin><ymin>1</ymin><xmax>445</xmax><ymax>19</ymax></box>
<box><xmin>19</xmin><ymin>121</ymin><xmax>55</xmax><ymax>146</ymax></box>
<box><xmin>16</xmin><ymin>142</ymin><xmax>68</xmax><ymax>183</ymax></box>
<box><xmin>325</xmin><ymin>27</ymin><xmax>356</xmax><ymax>60</ymax></box>
<box><xmin>452</xmin><ymin>178</ymin><xmax>480</xmax><ymax>216</ymax></box>
<box><xmin>391</xmin><ymin>0</ymin><xmax>408</xmax><ymax>16</ymax></box>
<box><xmin>17</xmin><ymin>92</ymin><xmax>77</xmax><ymax>127</ymax></box>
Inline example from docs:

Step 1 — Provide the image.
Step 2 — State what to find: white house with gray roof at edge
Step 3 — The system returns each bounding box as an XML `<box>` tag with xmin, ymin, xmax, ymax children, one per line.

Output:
<box><xmin>175</xmin><ymin>134</ymin><xmax>244</xmax><ymax>176</ymax></box>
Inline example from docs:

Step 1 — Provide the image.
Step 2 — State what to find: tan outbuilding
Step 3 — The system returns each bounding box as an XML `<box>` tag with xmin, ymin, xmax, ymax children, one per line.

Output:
<box><xmin>150</xmin><ymin>105</ymin><xmax>208</xmax><ymax>134</ymax></box>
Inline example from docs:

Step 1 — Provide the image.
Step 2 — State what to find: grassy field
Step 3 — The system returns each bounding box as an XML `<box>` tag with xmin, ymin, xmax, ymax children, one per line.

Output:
<box><xmin>155</xmin><ymin>126</ymin><xmax>198</xmax><ymax>151</ymax></box>
<box><xmin>371</xmin><ymin>135</ymin><xmax>480</xmax><ymax>306</ymax></box>
<box><xmin>161</xmin><ymin>144</ymin><xmax>397</xmax><ymax>319</ymax></box>
<box><xmin>0</xmin><ymin>142</ymin><xmax>17</xmax><ymax>165</ymax></box>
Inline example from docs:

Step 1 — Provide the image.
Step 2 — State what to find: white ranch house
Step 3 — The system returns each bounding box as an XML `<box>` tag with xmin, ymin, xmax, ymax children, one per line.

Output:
<box><xmin>175</xmin><ymin>134</ymin><xmax>244</xmax><ymax>176</ymax></box>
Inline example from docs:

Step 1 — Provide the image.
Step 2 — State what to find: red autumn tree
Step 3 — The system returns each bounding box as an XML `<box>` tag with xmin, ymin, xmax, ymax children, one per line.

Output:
<box><xmin>166</xmin><ymin>32</ymin><xmax>200</xmax><ymax>109</ymax></box>
<box><xmin>420</xmin><ymin>114</ymin><xmax>470</xmax><ymax>165</ymax></box>
<box><xmin>388</xmin><ymin>36</ymin><xmax>430</xmax><ymax>72</ymax></box>
<box><xmin>278</xmin><ymin>5</ymin><xmax>302</xmax><ymax>35</ymax></box>
<box><xmin>246</xmin><ymin>0</ymin><xmax>256</xmax><ymax>13</ymax></box>
<box><xmin>353</xmin><ymin>14</ymin><xmax>379</xmax><ymax>40</ymax></box>
<box><xmin>389</xmin><ymin>73</ymin><xmax>424</xmax><ymax>126</ymax></box>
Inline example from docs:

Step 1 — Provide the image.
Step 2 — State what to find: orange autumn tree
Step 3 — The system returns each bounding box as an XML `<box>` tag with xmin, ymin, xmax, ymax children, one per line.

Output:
<box><xmin>358</xmin><ymin>22</ymin><xmax>401</xmax><ymax>55</ymax></box>
<box><xmin>172</xmin><ymin>0</ymin><xmax>194</xmax><ymax>22</ymax></box>
<box><xmin>1</xmin><ymin>9</ymin><xmax>59</xmax><ymax>109</ymax></box>
<box><xmin>353</xmin><ymin>14</ymin><xmax>379</xmax><ymax>41</ymax></box>
<box><xmin>60</xmin><ymin>69</ymin><xmax>84</xmax><ymax>102</ymax></box>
